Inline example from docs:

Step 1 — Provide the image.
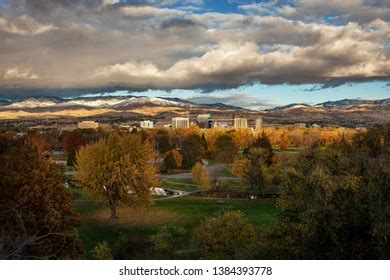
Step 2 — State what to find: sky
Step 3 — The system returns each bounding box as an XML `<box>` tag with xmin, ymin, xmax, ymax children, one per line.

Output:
<box><xmin>0</xmin><ymin>0</ymin><xmax>389</xmax><ymax>109</ymax></box>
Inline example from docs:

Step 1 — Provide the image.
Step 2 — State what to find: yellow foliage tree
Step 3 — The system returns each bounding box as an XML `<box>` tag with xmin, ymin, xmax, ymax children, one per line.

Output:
<box><xmin>171</xmin><ymin>149</ymin><xmax>183</xmax><ymax>168</ymax></box>
<box><xmin>192</xmin><ymin>162</ymin><xmax>210</xmax><ymax>190</ymax></box>
<box><xmin>76</xmin><ymin>133</ymin><xmax>159</xmax><ymax>219</ymax></box>
<box><xmin>230</xmin><ymin>158</ymin><xmax>250</xmax><ymax>182</ymax></box>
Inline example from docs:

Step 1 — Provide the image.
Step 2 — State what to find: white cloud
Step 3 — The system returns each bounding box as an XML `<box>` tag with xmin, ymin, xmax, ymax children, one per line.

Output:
<box><xmin>0</xmin><ymin>15</ymin><xmax>58</xmax><ymax>36</ymax></box>
<box><xmin>2</xmin><ymin>67</ymin><xmax>40</xmax><ymax>80</ymax></box>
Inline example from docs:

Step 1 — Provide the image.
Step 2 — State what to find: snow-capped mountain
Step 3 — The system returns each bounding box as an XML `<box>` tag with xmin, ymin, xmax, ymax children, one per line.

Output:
<box><xmin>0</xmin><ymin>96</ymin><xmax>388</xmax><ymax>126</ymax></box>
<box><xmin>2</xmin><ymin>96</ymin><xmax>197</xmax><ymax>109</ymax></box>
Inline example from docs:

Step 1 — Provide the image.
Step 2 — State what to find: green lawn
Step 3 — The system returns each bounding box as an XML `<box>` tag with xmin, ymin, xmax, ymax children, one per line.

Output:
<box><xmin>72</xmin><ymin>189</ymin><xmax>280</xmax><ymax>259</ymax></box>
<box><xmin>161</xmin><ymin>179</ymin><xmax>199</xmax><ymax>191</ymax></box>
<box><xmin>217</xmin><ymin>164</ymin><xmax>236</xmax><ymax>177</ymax></box>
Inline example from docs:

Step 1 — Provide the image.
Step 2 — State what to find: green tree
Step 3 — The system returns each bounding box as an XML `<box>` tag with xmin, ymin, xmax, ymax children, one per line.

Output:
<box><xmin>245</xmin><ymin>132</ymin><xmax>274</xmax><ymax>166</ymax></box>
<box><xmin>155</xmin><ymin>131</ymin><xmax>171</xmax><ymax>154</ymax></box>
<box><xmin>0</xmin><ymin>143</ymin><xmax>82</xmax><ymax>259</ymax></box>
<box><xmin>91</xmin><ymin>241</ymin><xmax>113</xmax><ymax>260</ymax></box>
<box><xmin>76</xmin><ymin>133</ymin><xmax>159</xmax><ymax>219</ymax></box>
<box><xmin>162</xmin><ymin>150</ymin><xmax>177</xmax><ymax>173</ymax></box>
<box><xmin>213</xmin><ymin>134</ymin><xmax>238</xmax><ymax>163</ymax></box>
<box><xmin>190</xmin><ymin>211</ymin><xmax>257</xmax><ymax>259</ymax></box>
<box><xmin>259</xmin><ymin>125</ymin><xmax>390</xmax><ymax>259</ymax></box>
<box><xmin>180</xmin><ymin>134</ymin><xmax>204</xmax><ymax>168</ymax></box>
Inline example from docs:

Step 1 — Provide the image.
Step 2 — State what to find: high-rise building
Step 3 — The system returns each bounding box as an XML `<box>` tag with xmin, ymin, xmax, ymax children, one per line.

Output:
<box><xmin>233</xmin><ymin>117</ymin><xmax>248</xmax><ymax>128</ymax></box>
<box><xmin>172</xmin><ymin>117</ymin><xmax>189</xmax><ymax>129</ymax></box>
<box><xmin>255</xmin><ymin>118</ymin><xmax>263</xmax><ymax>130</ymax></box>
<box><xmin>197</xmin><ymin>114</ymin><xmax>212</xmax><ymax>128</ymax></box>
<box><xmin>140</xmin><ymin>120</ymin><xmax>154</xmax><ymax>129</ymax></box>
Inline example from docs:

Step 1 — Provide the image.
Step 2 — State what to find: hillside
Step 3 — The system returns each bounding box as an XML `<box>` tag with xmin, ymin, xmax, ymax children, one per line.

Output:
<box><xmin>0</xmin><ymin>96</ymin><xmax>389</xmax><ymax>126</ymax></box>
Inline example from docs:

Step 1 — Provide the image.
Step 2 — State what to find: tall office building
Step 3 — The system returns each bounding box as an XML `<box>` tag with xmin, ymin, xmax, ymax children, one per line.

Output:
<box><xmin>233</xmin><ymin>117</ymin><xmax>248</xmax><ymax>128</ymax></box>
<box><xmin>197</xmin><ymin>114</ymin><xmax>212</xmax><ymax>128</ymax></box>
<box><xmin>172</xmin><ymin>117</ymin><xmax>189</xmax><ymax>129</ymax></box>
<box><xmin>255</xmin><ymin>118</ymin><xmax>263</xmax><ymax>130</ymax></box>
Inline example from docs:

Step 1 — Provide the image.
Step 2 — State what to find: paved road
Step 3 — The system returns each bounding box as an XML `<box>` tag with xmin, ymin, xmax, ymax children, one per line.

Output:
<box><xmin>154</xmin><ymin>188</ymin><xmax>201</xmax><ymax>200</ymax></box>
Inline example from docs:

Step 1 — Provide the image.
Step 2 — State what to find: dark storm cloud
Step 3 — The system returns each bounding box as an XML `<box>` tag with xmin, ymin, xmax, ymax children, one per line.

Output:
<box><xmin>160</xmin><ymin>18</ymin><xmax>198</xmax><ymax>29</ymax></box>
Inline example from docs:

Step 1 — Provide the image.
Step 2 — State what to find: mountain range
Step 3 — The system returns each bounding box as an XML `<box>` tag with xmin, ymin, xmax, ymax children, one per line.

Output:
<box><xmin>0</xmin><ymin>96</ymin><xmax>389</xmax><ymax>126</ymax></box>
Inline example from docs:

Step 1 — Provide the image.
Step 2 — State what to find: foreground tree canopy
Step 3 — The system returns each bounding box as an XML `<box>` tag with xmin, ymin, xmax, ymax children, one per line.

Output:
<box><xmin>0</xmin><ymin>140</ymin><xmax>82</xmax><ymax>259</ymax></box>
<box><xmin>258</xmin><ymin>125</ymin><xmax>390</xmax><ymax>259</ymax></box>
<box><xmin>76</xmin><ymin>133</ymin><xmax>159</xmax><ymax>219</ymax></box>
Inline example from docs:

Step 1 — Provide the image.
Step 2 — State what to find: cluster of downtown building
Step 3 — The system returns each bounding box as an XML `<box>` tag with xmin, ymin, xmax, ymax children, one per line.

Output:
<box><xmin>139</xmin><ymin>114</ymin><xmax>263</xmax><ymax>130</ymax></box>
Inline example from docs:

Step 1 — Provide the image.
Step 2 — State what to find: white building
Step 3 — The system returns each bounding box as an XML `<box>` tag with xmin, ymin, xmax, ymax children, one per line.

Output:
<box><xmin>234</xmin><ymin>118</ymin><xmax>248</xmax><ymax>129</ymax></box>
<box><xmin>78</xmin><ymin>121</ymin><xmax>99</xmax><ymax>130</ymax></box>
<box><xmin>172</xmin><ymin>117</ymin><xmax>189</xmax><ymax>129</ymax></box>
<box><xmin>140</xmin><ymin>120</ymin><xmax>154</xmax><ymax>129</ymax></box>
<box><xmin>255</xmin><ymin>118</ymin><xmax>263</xmax><ymax>130</ymax></box>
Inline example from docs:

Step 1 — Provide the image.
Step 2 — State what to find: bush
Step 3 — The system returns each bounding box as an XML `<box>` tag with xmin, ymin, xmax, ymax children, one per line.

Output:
<box><xmin>190</xmin><ymin>211</ymin><xmax>257</xmax><ymax>259</ymax></box>
<box><xmin>91</xmin><ymin>241</ymin><xmax>113</xmax><ymax>260</ymax></box>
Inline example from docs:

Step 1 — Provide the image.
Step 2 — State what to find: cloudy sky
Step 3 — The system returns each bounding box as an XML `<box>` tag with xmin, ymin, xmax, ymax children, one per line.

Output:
<box><xmin>0</xmin><ymin>0</ymin><xmax>389</xmax><ymax>108</ymax></box>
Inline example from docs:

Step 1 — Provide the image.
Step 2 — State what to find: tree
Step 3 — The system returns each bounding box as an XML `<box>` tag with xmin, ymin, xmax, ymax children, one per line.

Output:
<box><xmin>63</xmin><ymin>130</ymin><xmax>87</xmax><ymax>167</ymax></box>
<box><xmin>155</xmin><ymin>131</ymin><xmax>171</xmax><ymax>154</ymax></box>
<box><xmin>259</xmin><ymin>125</ymin><xmax>390</xmax><ymax>259</ymax></box>
<box><xmin>162</xmin><ymin>150</ymin><xmax>177</xmax><ymax>173</ymax></box>
<box><xmin>76</xmin><ymin>133</ymin><xmax>159</xmax><ymax>219</ymax></box>
<box><xmin>190</xmin><ymin>211</ymin><xmax>257</xmax><ymax>259</ymax></box>
<box><xmin>91</xmin><ymin>241</ymin><xmax>113</xmax><ymax>260</ymax></box>
<box><xmin>213</xmin><ymin>134</ymin><xmax>238</xmax><ymax>163</ymax></box>
<box><xmin>0</xmin><ymin>143</ymin><xmax>82</xmax><ymax>259</ymax></box>
<box><xmin>171</xmin><ymin>149</ymin><xmax>183</xmax><ymax>168</ymax></box>
<box><xmin>279</xmin><ymin>131</ymin><xmax>289</xmax><ymax>150</ymax></box>
<box><xmin>201</xmin><ymin>133</ymin><xmax>208</xmax><ymax>150</ymax></box>
<box><xmin>63</xmin><ymin>130</ymin><xmax>87</xmax><ymax>152</ymax></box>
<box><xmin>230</xmin><ymin>158</ymin><xmax>251</xmax><ymax>182</ymax></box>
<box><xmin>26</xmin><ymin>132</ymin><xmax>50</xmax><ymax>156</ymax></box>
<box><xmin>245</xmin><ymin>132</ymin><xmax>274</xmax><ymax>166</ymax></box>
<box><xmin>180</xmin><ymin>134</ymin><xmax>204</xmax><ymax>168</ymax></box>
<box><xmin>192</xmin><ymin>162</ymin><xmax>210</xmax><ymax>190</ymax></box>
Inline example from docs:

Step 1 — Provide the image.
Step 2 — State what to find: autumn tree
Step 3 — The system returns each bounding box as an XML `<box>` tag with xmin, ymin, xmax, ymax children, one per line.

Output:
<box><xmin>26</xmin><ymin>132</ymin><xmax>50</xmax><ymax>156</ymax></box>
<box><xmin>279</xmin><ymin>131</ymin><xmax>289</xmax><ymax>150</ymax></box>
<box><xmin>190</xmin><ymin>211</ymin><xmax>257</xmax><ymax>259</ymax></box>
<box><xmin>76</xmin><ymin>133</ymin><xmax>159</xmax><ymax>219</ymax></box>
<box><xmin>63</xmin><ymin>130</ymin><xmax>87</xmax><ymax>166</ymax></box>
<box><xmin>192</xmin><ymin>162</ymin><xmax>210</xmax><ymax>190</ymax></box>
<box><xmin>0</xmin><ymin>142</ymin><xmax>82</xmax><ymax>259</ymax></box>
<box><xmin>171</xmin><ymin>149</ymin><xmax>183</xmax><ymax>168</ymax></box>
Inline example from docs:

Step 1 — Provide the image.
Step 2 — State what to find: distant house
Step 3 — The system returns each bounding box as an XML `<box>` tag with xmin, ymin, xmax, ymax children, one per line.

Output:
<box><xmin>140</xmin><ymin>120</ymin><xmax>154</xmax><ymax>129</ymax></box>
<box><xmin>78</xmin><ymin>121</ymin><xmax>99</xmax><ymax>130</ymax></box>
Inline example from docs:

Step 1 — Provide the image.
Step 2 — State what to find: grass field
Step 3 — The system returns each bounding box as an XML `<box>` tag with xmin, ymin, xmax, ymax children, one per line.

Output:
<box><xmin>160</xmin><ymin>179</ymin><xmax>199</xmax><ymax>191</ymax></box>
<box><xmin>72</xmin><ymin>189</ymin><xmax>280</xmax><ymax>258</ymax></box>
